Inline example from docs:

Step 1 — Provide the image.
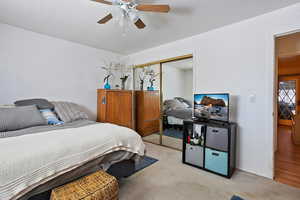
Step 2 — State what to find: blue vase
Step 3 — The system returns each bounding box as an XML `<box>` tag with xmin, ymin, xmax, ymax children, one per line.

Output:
<box><xmin>147</xmin><ymin>86</ymin><xmax>154</xmax><ymax>91</ymax></box>
<box><xmin>104</xmin><ymin>82</ymin><xmax>111</xmax><ymax>89</ymax></box>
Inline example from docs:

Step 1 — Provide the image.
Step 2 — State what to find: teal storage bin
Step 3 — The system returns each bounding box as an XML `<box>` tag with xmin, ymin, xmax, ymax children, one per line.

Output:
<box><xmin>205</xmin><ymin>148</ymin><xmax>228</xmax><ymax>176</ymax></box>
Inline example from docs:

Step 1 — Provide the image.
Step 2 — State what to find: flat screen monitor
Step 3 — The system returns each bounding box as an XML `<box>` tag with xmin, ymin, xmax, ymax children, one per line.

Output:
<box><xmin>194</xmin><ymin>93</ymin><xmax>229</xmax><ymax>122</ymax></box>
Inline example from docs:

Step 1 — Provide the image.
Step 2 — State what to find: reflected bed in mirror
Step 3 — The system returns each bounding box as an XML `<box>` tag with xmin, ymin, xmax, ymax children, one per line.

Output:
<box><xmin>134</xmin><ymin>64</ymin><xmax>161</xmax><ymax>145</ymax></box>
<box><xmin>161</xmin><ymin>58</ymin><xmax>193</xmax><ymax>150</ymax></box>
<box><xmin>133</xmin><ymin>56</ymin><xmax>193</xmax><ymax>151</ymax></box>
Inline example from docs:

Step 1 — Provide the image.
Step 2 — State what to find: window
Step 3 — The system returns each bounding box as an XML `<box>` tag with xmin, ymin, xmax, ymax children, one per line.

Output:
<box><xmin>278</xmin><ymin>80</ymin><xmax>296</xmax><ymax>120</ymax></box>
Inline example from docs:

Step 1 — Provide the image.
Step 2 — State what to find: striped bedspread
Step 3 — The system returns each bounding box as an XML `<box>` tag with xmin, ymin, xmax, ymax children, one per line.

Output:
<box><xmin>0</xmin><ymin>123</ymin><xmax>145</xmax><ymax>200</ymax></box>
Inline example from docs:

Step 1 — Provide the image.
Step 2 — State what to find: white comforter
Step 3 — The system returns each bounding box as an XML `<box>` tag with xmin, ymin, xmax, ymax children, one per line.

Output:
<box><xmin>0</xmin><ymin>123</ymin><xmax>145</xmax><ymax>200</ymax></box>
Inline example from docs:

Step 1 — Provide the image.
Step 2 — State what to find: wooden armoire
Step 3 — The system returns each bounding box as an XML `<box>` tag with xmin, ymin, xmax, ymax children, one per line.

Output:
<box><xmin>97</xmin><ymin>89</ymin><xmax>134</xmax><ymax>129</ymax></box>
<box><xmin>97</xmin><ymin>89</ymin><xmax>160</xmax><ymax>136</ymax></box>
<box><xmin>135</xmin><ymin>90</ymin><xmax>160</xmax><ymax>137</ymax></box>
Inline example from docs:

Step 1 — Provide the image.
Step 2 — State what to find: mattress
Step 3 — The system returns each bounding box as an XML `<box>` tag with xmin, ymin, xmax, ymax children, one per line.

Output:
<box><xmin>0</xmin><ymin>122</ymin><xmax>145</xmax><ymax>200</ymax></box>
<box><xmin>167</xmin><ymin>116</ymin><xmax>184</xmax><ymax>125</ymax></box>
<box><xmin>164</xmin><ymin>108</ymin><xmax>192</xmax><ymax>120</ymax></box>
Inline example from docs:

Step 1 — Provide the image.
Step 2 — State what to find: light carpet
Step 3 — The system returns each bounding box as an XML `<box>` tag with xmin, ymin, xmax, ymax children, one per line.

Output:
<box><xmin>119</xmin><ymin>142</ymin><xmax>300</xmax><ymax>200</ymax></box>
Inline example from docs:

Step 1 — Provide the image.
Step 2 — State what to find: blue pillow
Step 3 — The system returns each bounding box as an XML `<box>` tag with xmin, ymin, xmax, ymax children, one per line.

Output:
<box><xmin>40</xmin><ymin>109</ymin><xmax>64</xmax><ymax>125</ymax></box>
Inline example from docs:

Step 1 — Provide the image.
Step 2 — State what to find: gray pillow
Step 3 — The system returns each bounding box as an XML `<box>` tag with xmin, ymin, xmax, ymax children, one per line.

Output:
<box><xmin>163</xmin><ymin>99</ymin><xmax>187</xmax><ymax>111</ymax></box>
<box><xmin>15</xmin><ymin>98</ymin><xmax>54</xmax><ymax>110</ymax></box>
<box><xmin>0</xmin><ymin>105</ymin><xmax>47</xmax><ymax>132</ymax></box>
<box><xmin>52</xmin><ymin>101</ymin><xmax>88</xmax><ymax>123</ymax></box>
<box><xmin>174</xmin><ymin>97</ymin><xmax>192</xmax><ymax>108</ymax></box>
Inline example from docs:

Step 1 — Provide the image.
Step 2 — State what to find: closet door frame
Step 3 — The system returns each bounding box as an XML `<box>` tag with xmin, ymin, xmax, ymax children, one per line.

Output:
<box><xmin>134</xmin><ymin>54</ymin><xmax>194</xmax><ymax>151</ymax></box>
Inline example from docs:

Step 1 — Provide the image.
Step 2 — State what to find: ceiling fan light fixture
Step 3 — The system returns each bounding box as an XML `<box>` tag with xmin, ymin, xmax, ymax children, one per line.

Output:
<box><xmin>111</xmin><ymin>0</ymin><xmax>120</xmax><ymax>5</ymax></box>
<box><xmin>128</xmin><ymin>11</ymin><xmax>139</xmax><ymax>23</ymax></box>
<box><xmin>93</xmin><ymin>0</ymin><xmax>170</xmax><ymax>30</ymax></box>
<box><xmin>111</xmin><ymin>6</ymin><xmax>123</xmax><ymax>23</ymax></box>
<box><xmin>120</xmin><ymin>4</ymin><xmax>129</xmax><ymax>12</ymax></box>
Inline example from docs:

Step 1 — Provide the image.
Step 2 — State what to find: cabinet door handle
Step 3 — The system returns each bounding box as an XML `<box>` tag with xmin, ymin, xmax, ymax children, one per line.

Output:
<box><xmin>212</xmin><ymin>129</ymin><xmax>219</xmax><ymax>133</ymax></box>
<box><xmin>102</xmin><ymin>96</ymin><xmax>106</xmax><ymax>104</ymax></box>
<box><xmin>212</xmin><ymin>152</ymin><xmax>219</xmax><ymax>156</ymax></box>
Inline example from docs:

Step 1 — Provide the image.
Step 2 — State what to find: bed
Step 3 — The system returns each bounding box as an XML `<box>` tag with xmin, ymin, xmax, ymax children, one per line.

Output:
<box><xmin>0</xmin><ymin>101</ymin><xmax>145</xmax><ymax>200</ymax></box>
<box><xmin>163</xmin><ymin>97</ymin><xmax>193</xmax><ymax>128</ymax></box>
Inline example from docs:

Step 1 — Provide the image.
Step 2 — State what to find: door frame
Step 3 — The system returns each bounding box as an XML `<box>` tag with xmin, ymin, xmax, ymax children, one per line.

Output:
<box><xmin>273</xmin><ymin>30</ymin><xmax>300</xmax><ymax>179</ymax></box>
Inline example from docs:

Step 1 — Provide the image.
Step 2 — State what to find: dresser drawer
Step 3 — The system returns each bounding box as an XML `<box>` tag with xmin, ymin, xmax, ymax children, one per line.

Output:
<box><xmin>206</xmin><ymin>126</ymin><xmax>228</xmax><ymax>151</ymax></box>
<box><xmin>205</xmin><ymin>148</ymin><xmax>228</xmax><ymax>176</ymax></box>
<box><xmin>138</xmin><ymin>119</ymin><xmax>159</xmax><ymax>136</ymax></box>
<box><xmin>185</xmin><ymin>144</ymin><xmax>203</xmax><ymax>167</ymax></box>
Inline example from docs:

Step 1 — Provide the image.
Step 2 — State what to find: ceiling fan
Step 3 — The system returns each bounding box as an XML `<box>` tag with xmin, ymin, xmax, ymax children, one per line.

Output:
<box><xmin>91</xmin><ymin>0</ymin><xmax>170</xmax><ymax>29</ymax></box>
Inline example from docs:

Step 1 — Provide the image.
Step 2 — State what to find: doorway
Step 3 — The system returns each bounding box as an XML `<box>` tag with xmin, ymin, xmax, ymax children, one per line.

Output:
<box><xmin>274</xmin><ymin>32</ymin><xmax>300</xmax><ymax>188</ymax></box>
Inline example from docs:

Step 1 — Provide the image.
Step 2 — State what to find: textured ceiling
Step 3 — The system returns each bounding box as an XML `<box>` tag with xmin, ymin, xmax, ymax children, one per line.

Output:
<box><xmin>1</xmin><ymin>0</ymin><xmax>300</xmax><ymax>55</ymax></box>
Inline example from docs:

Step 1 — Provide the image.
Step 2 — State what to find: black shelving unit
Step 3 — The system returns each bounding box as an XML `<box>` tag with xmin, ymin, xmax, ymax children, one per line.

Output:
<box><xmin>182</xmin><ymin>120</ymin><xmax>237</xmax><ymax>178</ymax></box>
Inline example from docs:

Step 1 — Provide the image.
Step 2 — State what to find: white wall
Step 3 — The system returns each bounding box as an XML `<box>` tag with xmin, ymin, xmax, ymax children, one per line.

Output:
<box><xmin>183</xmin><ymin>69</ymin><xmax>193</xmax><ymax>101</ymax></box>
<box><xmin>162</xmin><ymin>66</ymin><xmax>193</xmax><ymax>102</ymax></box>
<box><xmin>162</xmin><ymin>66</ymin><xmax>185</xmax><ymax>100</ymax></box>
<box><xmin>0</xmin><ymin>23</ymin><xmax>121</xmax><ymax>119</ymax></box>
<box><xmin>127</xmin><ymin>3</ymin><xmax>300</xmax><ymax>178</ymax></box>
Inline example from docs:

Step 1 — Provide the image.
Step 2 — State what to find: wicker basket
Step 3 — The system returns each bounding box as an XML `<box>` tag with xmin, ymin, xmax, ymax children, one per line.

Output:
<box><xmin>50</xmin><ymin>170</ymin><xmax>118</xmax><ymax>200</ymax></box>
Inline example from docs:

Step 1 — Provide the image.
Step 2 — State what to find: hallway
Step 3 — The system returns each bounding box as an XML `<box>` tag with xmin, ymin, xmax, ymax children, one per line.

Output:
<box><xmin>275</xmin><ymin>126</ymin><xmax>300</xmax><ymax>188</ymax></box>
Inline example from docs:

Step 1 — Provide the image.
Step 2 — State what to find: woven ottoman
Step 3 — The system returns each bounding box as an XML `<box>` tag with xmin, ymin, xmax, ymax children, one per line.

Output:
<box><xmin>50</xmin><ymin>170</ymin><xmax>118</xmax><ymax>200</ymax></box>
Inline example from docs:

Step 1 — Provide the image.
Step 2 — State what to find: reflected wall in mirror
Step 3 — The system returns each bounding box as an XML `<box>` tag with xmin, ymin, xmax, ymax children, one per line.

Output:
<box><xmin>134</xmin><ymin>64</ymin><xmax>161</xmax><ymax>145</ymax></box>
<box><xmin>162</xmin><ymin>58</ymin><xmax>193</xmax><ymax>150</ymax></box>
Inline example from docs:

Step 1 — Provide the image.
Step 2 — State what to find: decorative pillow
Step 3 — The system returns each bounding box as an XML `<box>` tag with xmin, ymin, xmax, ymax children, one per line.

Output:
<box><xmin>0</xmin><ymin>105</ymin><xmax>47</xmax><ymax>132</ymax></box>
<box><xmin>52</xmin><ymin>101</ymin><xmax>89</xmax><ymax>123</ymax></box>
<box><xmin>40</xmin><ymin>109</ymin><xmax>64</xmax><ymax>125</ymax></box>
<box><xmin>15</xmin><ymin>98</ymin><xmax>54</xmax><ymax>110</ymax></box>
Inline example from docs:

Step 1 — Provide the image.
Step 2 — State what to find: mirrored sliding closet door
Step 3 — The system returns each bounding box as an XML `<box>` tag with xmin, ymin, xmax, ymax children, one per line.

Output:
<box><xmin>161</xmin><ymin>58</ymin><xmax>193</xmax><ymax>150</ymax></box>
<box><xmin>134</xmin><ymin>64</ymin><xmax>161</xmax><ymax>145</ymax></box>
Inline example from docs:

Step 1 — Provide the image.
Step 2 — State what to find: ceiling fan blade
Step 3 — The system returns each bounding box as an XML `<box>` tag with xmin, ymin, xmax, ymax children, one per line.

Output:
<box><xmin>136</xmin><ymin>4</ymin><xmax>170</xmax><ymax>13</ymax></box>
<box><xmin>91</xmin><ymin>0</ymin><xmax>112</xmax><ymax>5</ymax></box>
<box><xmin>135</xmin><ymin>18</ymin><xmax>146</xmax><ymax>29</ymax></box>
<box><xmin>98</xmin><ymin>13</ymin><xmax>113</xmax><ymax>24</ymax></box>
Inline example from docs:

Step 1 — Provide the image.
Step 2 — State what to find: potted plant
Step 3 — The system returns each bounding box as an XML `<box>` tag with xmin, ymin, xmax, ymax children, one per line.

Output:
<box><xmin>146</xmin><ymin>69</ymin><xmax>159</xmax><ymax>91</ymax></box>
<box><xmin>114</xmin><ymin>62</ymin><xmax>132</xmax><ymax>90</ymax></box>
<box><xmin>100</xmin><ymin>63</ymin><xmax>114</xmax><ymax>89</ymax></box>
<box><xmin>138</xmin><ymin>68</ymin><xmax>147</xmax><ymax>90</ymax></box>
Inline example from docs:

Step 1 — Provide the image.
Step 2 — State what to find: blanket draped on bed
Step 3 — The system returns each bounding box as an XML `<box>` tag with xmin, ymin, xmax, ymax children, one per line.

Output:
<box><xmin>0</xmin><ymin>123</ymin><xmax>145</xmax><ymax>200</ymax></box>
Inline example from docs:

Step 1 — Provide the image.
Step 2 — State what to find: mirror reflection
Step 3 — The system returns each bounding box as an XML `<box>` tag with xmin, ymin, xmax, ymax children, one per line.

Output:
<box><xmin>133</xmin><ymin>57</ymin><xmax>193</xmax><ymax>150</ymax></box>
<box><xmin>134</xmin><ymin>64</ymin><xmax>161</xmax><ymax>145</ymax></box>
<box><xmin>162</xmin><ymin>58</ymin><xmax>193</xmax><ymax>150</ymax></box>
